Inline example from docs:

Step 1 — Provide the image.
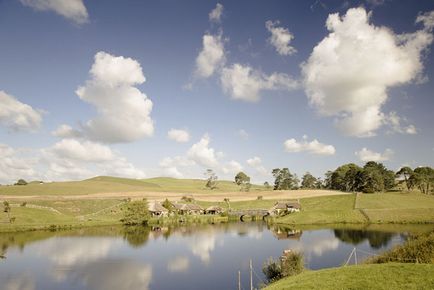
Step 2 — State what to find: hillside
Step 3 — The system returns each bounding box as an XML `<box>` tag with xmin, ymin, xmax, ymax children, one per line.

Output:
<box><xmin>0</xmin><ymin>176</ymin><xmax>266</xmax><ymax>196</ymax></box>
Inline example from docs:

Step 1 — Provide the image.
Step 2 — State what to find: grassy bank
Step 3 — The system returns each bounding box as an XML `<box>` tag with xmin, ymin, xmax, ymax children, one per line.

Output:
<box><xmin>276</xmin><ymin>192</ymin><xmax>434</xmax><ymax>225</ymax></box>
<box><xmin>264</xmin><ymin>263</ymin><xmax>434</xmax><ymax>290</ymax></box>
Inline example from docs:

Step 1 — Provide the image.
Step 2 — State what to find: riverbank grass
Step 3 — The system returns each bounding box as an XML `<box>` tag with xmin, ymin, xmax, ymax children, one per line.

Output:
<box><xmin>264</xmin><ymin>263</ymin><xmax>434</xmax><ymax>290</ymax></box>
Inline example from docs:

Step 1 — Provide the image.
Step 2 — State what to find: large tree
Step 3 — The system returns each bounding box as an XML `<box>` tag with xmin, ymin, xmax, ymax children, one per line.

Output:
<box><xmin>396</xmin><ymin>167</ymin><xmax>413</xmax><ymax>191</ymax></box>
<box><xmin>301</xmin><ymin>172</ymin><xmax>317</xmax><ymax>189</ymax></box>
<box><xmin>234</xmin><ymin>171</ymin><xmax>251</xmax><ymax>192</ymax></box>
<box><xmin>121</xmin><ymin>199</ymin><xmax>150</xmax><ymax>225</ymax></box>
<box><xmin>204</xmin><ymin>169</ymin><xmax>218</xmax><ymax>190</ymax></box>
<box><xmin>272</xmin><ymin>168</ymin><xmax>296</xmax><ymax>190</ymax></box>
<box><xmin>410</xmin><ymin>167</ymin><xmax>434</xmax><ymax>194</ymax></box>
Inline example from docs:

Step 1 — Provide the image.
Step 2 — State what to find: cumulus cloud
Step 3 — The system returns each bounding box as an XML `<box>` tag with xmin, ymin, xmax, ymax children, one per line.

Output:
<box><xmin>0</xmin><ymin>143</ymin><xmax>37</xmax><ymax>184</ymax></box>
<box><xmin>355</xmin><ymin>147</ymin><xmax>394</xmax><ymax>162</ymax></box>
<box><xmin>52</xmin><ymin>124</ymin><xmax>82</xmax><ymax>138</ymax></box>
<box><xmin>50</xmin><ymin>139</ymin><xmax>115</xmax><ymax>162</ymax></box>
<box><xmin>209</xmin><ymin>3</ymin><xmax>223</xmax><ymax>23</ymax></box>
<box><xmin>19</xmin><ymin>0</ymin><xmax>88</xmax><ymax>24</ymax></box>
<box><xmin>222</xmin><ymin>160</ymin><xmax>243</xmax><ymax>174</ymax></box>
<box><xmin>416</xmin><ymin>10</ymin><xmax>434</xmax><ymax>31</ymax></box>
<box><xmin>159</xmin><ymin>156</ymin><xmax>195</xmax><ymax>178</ymax></box>
<box><xmin>302</xmin><ymin>7</ymin><xmax>434</xmax><ymax>137</ymax></box>
<box><xmin>238</xmin><ymin>129</ymin><xmax>249</xmax><ymax>140</ymax></box>
<box><xmin>195</xmin><ymin>34</ymin><xmax>226</xmax><ymax>78</ymax></box>
<box><xmin>75</xmin><ymin>51</ymin><xmax>154</xmax><ymax>143</ymax></box>
<box><xmin>385</xmin><ymin>112</ymin><xmax>417</xmax><ymax>135</ymax></box>
<box><xmin>284</xmin><ymin>136</ymin><xmax>336</xmax><ymax>155</ymax></box>
<box><xmin>167</xmin><ymin>128</ymin><xmax>190</xmax><ymax>143</ymax></box>
<box><xmin>221</xmin><ymin>63</ymin><xmax>298</xmax><ymax>102</ymax></box>
<box><xmin>187</xmin><ymin>134</ymin><xmax>220</xmax><ymax>168</ymax></box>
<box><xmin>265</xmin><ymin>20</ymin><xmax>296</xmax><ymax>56</ymax></box>
<box><xmin>246</xmin><ymin>156</ymin><xmax>268</xmax><ymax>175</ymax></box>
<box><xmin>0</xmin><ymin>91</ymin><xmax>43</xmax><ymax>132</ymax></box>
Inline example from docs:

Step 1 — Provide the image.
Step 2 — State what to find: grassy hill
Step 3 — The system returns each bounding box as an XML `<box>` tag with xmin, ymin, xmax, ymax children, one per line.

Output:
<box><xmin>0</xmin><ymin>176</ymin><xmax>265</xmax><ymax>196</ymax></box>
<box><xmin>264</xmin><ymin>263</ymin><xmax>434</xmax><ymax>290</ymax></box>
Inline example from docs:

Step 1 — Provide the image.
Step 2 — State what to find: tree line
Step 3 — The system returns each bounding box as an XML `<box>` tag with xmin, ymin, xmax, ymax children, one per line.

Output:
<box><xmin>230</xmin><ymin>162</ymin><xmax>433</xmax><ymax>194</ymax></box>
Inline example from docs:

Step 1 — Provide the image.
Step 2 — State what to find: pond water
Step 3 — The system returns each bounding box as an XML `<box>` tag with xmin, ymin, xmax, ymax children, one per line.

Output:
<box><xmin>0</xmin><ymin>223</ymin><xmax>430</xmax><ymax>290</ymax></box>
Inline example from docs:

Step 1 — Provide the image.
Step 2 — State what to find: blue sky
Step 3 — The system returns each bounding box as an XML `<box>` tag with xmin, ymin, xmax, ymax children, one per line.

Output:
<box><xmin>0</xmin><ymin>0</ymin><xmax>433</xmax><ymax>184</ymax></box>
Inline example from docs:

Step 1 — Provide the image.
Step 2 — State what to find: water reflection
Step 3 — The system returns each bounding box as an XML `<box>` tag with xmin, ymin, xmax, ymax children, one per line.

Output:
<box><xmin>334</xmin><ymin>229</ymin><xmax>394</xmax><ymax>248</ymax></box>
<box><xmin>0</xmin><ymin>223</ymin><xmax>431</xmax><ymax>290</ymax></box>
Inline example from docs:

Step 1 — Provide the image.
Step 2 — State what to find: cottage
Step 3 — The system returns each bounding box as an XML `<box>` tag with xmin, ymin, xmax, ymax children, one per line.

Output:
<box><xmin>286</xmin><ymin>202</ymin><xmax>301</xmax><ymax>213</ymax></box>
<box><xmin>205</xmin><ymin>205</ymin><xmax>223</xmax><ymax>215</ymax></box>
<box><xmin>172</xmin><ymin>203</ymin><xmax>204</xmax><ymax>215</ymax></box>
<box><xmin>148</xmin><ymin>202</ymin><xmax>169</xmax><ymax>217</ymax></box>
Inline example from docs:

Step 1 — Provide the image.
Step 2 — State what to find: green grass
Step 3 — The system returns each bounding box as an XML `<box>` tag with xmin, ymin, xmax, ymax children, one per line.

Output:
<box><xmin>276</xmin><ymin>192</ymin><xmax>434</xmax><ymax>225</ymax></box>
<box><xmin>264</xmin><ymin>263</ymin><xmax>434</xmax><ymax>290</ymax></box>
<box><xmin>0</xmin><ymin>176</ymin><xmax>265</xmax><ymax>196</ymax></box>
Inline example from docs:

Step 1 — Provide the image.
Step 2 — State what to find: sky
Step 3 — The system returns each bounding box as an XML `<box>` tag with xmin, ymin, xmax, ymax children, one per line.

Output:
<box><xmin>0</xmin><ymin>0</ymin><xmax>434</xmax><ymax>184</ymax></box>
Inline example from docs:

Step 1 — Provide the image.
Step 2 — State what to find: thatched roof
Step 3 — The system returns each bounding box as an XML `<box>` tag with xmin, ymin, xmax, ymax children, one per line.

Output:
<box><xmin>287</xmin><ymin>202</ymin><xmax>301</xmax><ymax>209</ymax></box>
<box><xmin>270</xmin><ymin>201</ymin><xmax>301</xmax><ymax>211</ymax></box>
<box><xmin>148</xmin><ymin>202</ymin><xmax>168</xmax><ymax>213</ymax></box>
<box><xmin>206</xmin><ymin>205</ymin><xmax>222</xmax><ymax>211</ymax></box>
<box><xmin>184</xmin><ymin>203</ymin><xmax>203</xmax><ymax>211</ymax></box>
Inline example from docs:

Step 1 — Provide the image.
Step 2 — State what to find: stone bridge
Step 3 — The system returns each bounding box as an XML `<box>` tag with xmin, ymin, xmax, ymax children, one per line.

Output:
<box><xmin>228</xmin><ymin>209</ymin><xmax>270</xmax><ymax>221</ymax></box>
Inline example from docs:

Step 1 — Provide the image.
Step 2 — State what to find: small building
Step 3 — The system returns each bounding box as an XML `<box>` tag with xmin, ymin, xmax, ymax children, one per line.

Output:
<box><xmin>205</xmin><ymin>205</ymin><xmax>223</xmax><ymax>215</ymax></box>
<box><xmin>148</xmin><ymin>202</ymin><xmax>169</xmax><ymax>217</ymax></box>
<box><xmin>172</xmin><ymin>203</ymin><xmax>204</xmax><ymax>215</ymax></box>
<box><xmin>286</xmin><ymin>202</ymin><xmax>301</xmax><ymax>213</ymax></box>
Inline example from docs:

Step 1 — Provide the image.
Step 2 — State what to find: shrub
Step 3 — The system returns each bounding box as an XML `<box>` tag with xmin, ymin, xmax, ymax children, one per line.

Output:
<box><xmin>263</xmin><ymin>251</ymin><xmax>304</xmax><ymax>284</ymax></box>
<box><xmin>121</xmin><ymin>200</ymin><xmax>150</xmax><ymax>225</ymax></box>
<box><xmin>181</xmin><ymin>196</ymin><xmax>194</xmax><ymax>203</ymax></box>
<box><xmin>257</xmin><ymin>195</ymin><xmax>263</xmax><ymax>200</ymax></box>
<box><xmin>21</xmin><ymin>201</ymin><xmax>27</xmax><ymax>207</ymax></box>
<box><xmin>15</xmin><ymin>179</ymin><xmax>28</xmax><ymax>186</ymax></box>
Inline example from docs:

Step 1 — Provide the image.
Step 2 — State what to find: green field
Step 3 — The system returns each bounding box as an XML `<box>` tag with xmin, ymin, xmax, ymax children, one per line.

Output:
<box><xmin>277</xmin><ymin>192</ymin><xmax>434</xmax><ymax>225</ymax></box>
<box><xmin>0</xmin><ymin>176</ymin><xmax>265</xmax><ymax>196</ymax></box>
<box><xmin>264</xmin><ymin>263</ymin><xmax>434</xmax><ymax>290</ymax></box>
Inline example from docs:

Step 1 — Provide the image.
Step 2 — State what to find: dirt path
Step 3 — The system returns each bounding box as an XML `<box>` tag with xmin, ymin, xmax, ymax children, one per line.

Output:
<box><xmin>0</xmin><ymin>189</ymin><xmax>349</xmax><ymax>202</ymax></box>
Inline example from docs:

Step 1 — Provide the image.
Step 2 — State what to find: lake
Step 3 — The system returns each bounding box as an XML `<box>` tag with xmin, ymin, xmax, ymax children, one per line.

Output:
<box><xmin>0</xmin><ymin>223</ymin><xmax>431</xmax><ymax>290</ymax></box>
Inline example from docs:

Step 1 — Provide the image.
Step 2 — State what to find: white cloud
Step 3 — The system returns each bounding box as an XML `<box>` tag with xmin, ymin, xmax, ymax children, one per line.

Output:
<box><xmin>209</xmin><ymin>3</ymin><xmax>223</xmax><ymax>23</ymax></box>
<box><xmin>246</xmin><ymin>156</ymin><xmax>268</xmax><ymax>175</ymax></box>
<box><xmin>238</xmin><ymin>129</ymin><xmax>249</xmax><ymax>140</ymax></box>
<box><xmin>50</xmin><ymin>139</ymin><xmax>115</xmax><ymax>162</ymax></box>
<box><xmin>195</xmin><ymin>34</ymin><xmax>226</xmax><ymax>78</ymax></box>
<box><xmin>416</xmin><ymin>10</ymin><xmax>434</xmax><ymax>31</ymax></box>
<box><xmin>167</xmin><ymin>256</ymin><xmax>190</xmax><ymax>273</ymax></box>
<box><xmin>385</xmin><ymin>111</ymin><xmax>417</xmax><ymax>135</ymax></box>
<box><xmin>222</xmin><ymin>160</ymin><xmax>243</xmax><ymax>174</ymax></box>
<box><xmin>190</xmin><ymin>233</ymin><xmax>217</xmax><ymax>264</ymax></box>
<box><xmin>19</xmin><ymin>0</ymin><xmax>88</xmax><ymax>24</ymax></box>
<box><xmin>52</xmin><ymin>124</ymin><xmax>82</xmax><ymax>138</ymax></box>
<box><xmin>355</xmin><ymin>147</ymin><xmax>394</xmax><ymax>162</ymax></box>
<box><xmin>0</xmin><ymin>144</ymin><xmax>37</xmax><ymax>184</ymax></box>
<box><xmin>221</xmin><ymin>63</ymin><xmax>298</xmax><ymax>102</ymax></box>
<box><xmin>187</xmin><ymin>134</ymin><xmax>219</xmax><ymax>168</ymax></box>
<box><xmin>0</xmin><ymin>91</ymin><xmax>43</xmax><ymax>132</ymax></box>
<box><xmin>75</xmin><ymin>51</ymin><xmax>154</xmax><ymax>143</ymax></box>
<box><xmin>284</xmin><ymin>137</ymin><xmax>336</xmax><ymax>155</ymax></box>
<box><xmin>265</xmin><ymin>20</ymin><xmax>296</xmax><ymax>56</ymax></box>
<box><xmin>167</xmin><ymin>129</ymin><xmax>190</xmax><ymax>143</ymax></box>
<box><xmin>302</xmin><ymin>7</ymin><xmax>433</xmax><ymax>137</ymax></box>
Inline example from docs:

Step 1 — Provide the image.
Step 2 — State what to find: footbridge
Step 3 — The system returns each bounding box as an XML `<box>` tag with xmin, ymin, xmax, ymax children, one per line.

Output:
<box><xmin>228</xmin><ymin>209</ymin><xmax>270</xmax><ymax>221</ymax></box>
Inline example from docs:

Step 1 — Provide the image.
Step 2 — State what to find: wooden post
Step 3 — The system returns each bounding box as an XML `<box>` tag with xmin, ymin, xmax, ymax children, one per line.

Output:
<box><xmin>354</xmin><ymin>248</ymin><xmax>358</xmax><ymax>265</ymax></box>
<box><xmin>238</xmin><ymin>270</ymin><xmax>241</xmax><ymax>290</ymax></box>
<box><xmin>250</xmin><ymin>259</ymin><xmax>253</xmax><ymax>290</ymax></box>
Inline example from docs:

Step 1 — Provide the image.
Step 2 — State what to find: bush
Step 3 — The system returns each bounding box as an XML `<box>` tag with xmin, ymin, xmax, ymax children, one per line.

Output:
<box><xmin>21</xmin><ymin>201</ymin><xmax>27</xmax><ymax>207</ymax></box>
<box><xmin>181</xmin><ymin>196</ymin><xmax>195</xmax><ymax>203</ymax></box>
<box><xmin>257</xmin><ymin>196</ymin><xmax>263</xmax><ymax>200</ymax></box>
<box><xmin>263</xmin><ymin>251</ymin><xmax>304</xmax><ymax>284</ymax></box>
<box><xmin>15</xmin><ymin>179</ymin><xmax>28</xmax><ymax>186</ymax></box>
<box><xmin>121</xmin><ymin>200</ymin><xmax>150</xmax><ymax>225</ymax></box>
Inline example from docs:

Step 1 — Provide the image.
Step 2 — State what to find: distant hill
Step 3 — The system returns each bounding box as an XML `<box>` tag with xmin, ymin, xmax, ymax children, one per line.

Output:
<box><xmin>0</xmin><ymin>176</ymin><xmax>266</xmax><ymax>196</ymax></box>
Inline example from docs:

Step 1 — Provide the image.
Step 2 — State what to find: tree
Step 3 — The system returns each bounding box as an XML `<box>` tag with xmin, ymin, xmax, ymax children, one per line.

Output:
<box><xmin>396</xmin><ymin>167</ymin><xmax>413</xmax><ymax>191</ymax></box>
<box><xmin>410</xmin><ymin>167</ymin><xmax>434</xmax><ymax>194</ymax></box>
<box><xmin>3</xmin><ymin>201</ymin><xmax>11</xmax><ymax>223</ymax></box>
<box><xmin>15</xmin><ymin>179</ymin><xmax>27</xmax><ymax>186</ymax></box>
<box><xmin>301</xmin><ymin>172</ymin><xmax>317</xmax><ymax>189</ymax></box>
<box><xmin>162</xmin><ymin>198</ymin><xmax>174</xmax><ymax>212</ymax></box>
<box><xmin>264</xmin><ymin>181</ymin><xmax>271</xmax><ymax>189</ymax></box>
<box><xmin>330</xmin><ymin>164</ymin><xmax>362</xmax><ymax>192</ymax></box>
<box><xmin>272</xmin><ymin>168</ymin><xmax>296</xmax><ymax>190</ymax></box>
<box><xmin>359</xmin><ymin>162</ymin><xmax>394</xmax><ymax>193</ymax></box>
<box><xmin>324</xmin><ymin>170</ymin><xmax>333</xmax><ymax>189</ymax></box>
<box><xmin>235</xmin><ymin>171</ymin><xmax>251</xmax><ymax>191</ymax></box>
<box><xmin>121</xmin><ymin>199</ymin><xmax>150</xmax><ymax>225</ymax></box>
<box><xmin>204</xmin><ymin>169</ymin><xmax>218</xmax><ymax>190</ymax></box>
